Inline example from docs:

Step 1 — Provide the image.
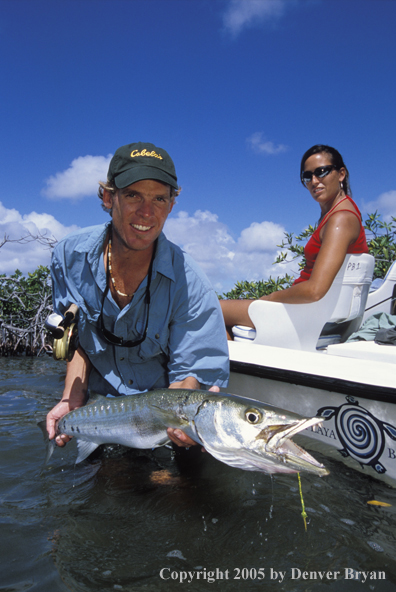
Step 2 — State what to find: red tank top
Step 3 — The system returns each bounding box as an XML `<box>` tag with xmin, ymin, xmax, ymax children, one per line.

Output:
<box><xmin>293</xmin><ymin>196</ymin><xmax>369</xmax><ymax>285</ymax></box>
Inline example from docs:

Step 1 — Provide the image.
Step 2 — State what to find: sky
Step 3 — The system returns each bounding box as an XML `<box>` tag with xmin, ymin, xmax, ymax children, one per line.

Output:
<box><xmin>1</xmin><ymin>0</ymin><xmax>396</xmax><ymax>293</ymax></box>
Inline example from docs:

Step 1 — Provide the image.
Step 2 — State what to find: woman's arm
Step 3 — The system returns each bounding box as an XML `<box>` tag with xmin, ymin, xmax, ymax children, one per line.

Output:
<box><xmin>220</xmin><ymin>211</ymin><xmax>361</xmax><ymax>329</ymax></box>
<box><xmin>265</xmin><ymin>211</ymin><xmax>361</xmax><ymax>303</ymax></box>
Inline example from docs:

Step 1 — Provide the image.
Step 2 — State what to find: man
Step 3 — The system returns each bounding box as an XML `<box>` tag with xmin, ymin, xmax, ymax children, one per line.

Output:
<box><xmin>46</xmin><ymin>142</ymin><xmax>229</xmax><ymax>450</ymax></box>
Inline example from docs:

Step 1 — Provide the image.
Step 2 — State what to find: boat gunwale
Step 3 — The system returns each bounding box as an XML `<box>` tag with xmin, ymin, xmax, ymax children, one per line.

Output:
<box><xmin>230</xmin><ymin>359</ymin><xmax>396</xmax><ymax>404</ymax></box>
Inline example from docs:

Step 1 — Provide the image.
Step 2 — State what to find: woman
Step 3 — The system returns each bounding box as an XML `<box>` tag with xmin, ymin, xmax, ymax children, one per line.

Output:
<box><xmin>221</xmin><ymin>144</ymin><xmax>369</xmax><ymax>338</ymax></box>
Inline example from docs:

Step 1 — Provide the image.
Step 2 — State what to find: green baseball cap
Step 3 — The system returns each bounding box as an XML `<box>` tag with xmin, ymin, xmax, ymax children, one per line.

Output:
<box><xmin>107</xmin><ymin>142</ymin><xmax>178</xmax><ymax>190</ymax></box>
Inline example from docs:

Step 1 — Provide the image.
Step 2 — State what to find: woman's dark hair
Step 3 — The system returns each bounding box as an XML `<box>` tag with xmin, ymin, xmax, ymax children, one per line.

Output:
<box><xmin>300</xmin><ymin>144</ymin><xmax>351</xmax><ymax>196</ymax></box>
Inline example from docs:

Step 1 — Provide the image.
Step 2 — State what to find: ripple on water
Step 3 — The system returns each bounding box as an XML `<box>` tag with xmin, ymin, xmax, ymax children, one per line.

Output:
<box><xmin>340</xmin><ymin>518</ymin><xmax>356</xmax><ymax>526</ymax></box>
<box><xmin>166</xmin><ymin>550</ymin><xmax>187</xmax><ymax>560</ymax></box>
<box><xmin>367</xmin><ymin>541</ymin><xmax>385</xmax><ymax>552</ymax></box>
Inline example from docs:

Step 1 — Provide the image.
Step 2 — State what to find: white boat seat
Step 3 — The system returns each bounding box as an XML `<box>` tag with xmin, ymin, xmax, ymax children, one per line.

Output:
<box><xmin>362</xmin><ymin>260</ymin><xmax>396</xmax><ymax>322</ymax></box>
<box><xmin>232</xmin><ymin>253</ymin><xmax>375</xmax><ymax>352</ymax></box>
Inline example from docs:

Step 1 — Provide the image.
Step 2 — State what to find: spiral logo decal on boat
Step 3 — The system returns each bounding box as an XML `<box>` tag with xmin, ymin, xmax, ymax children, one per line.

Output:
<box><xmin>337</xmin><ymin>407</ymin><xmax>382</xmax><ymax>464</ymax></box>
<box><xmin>318</xmin><ymin>397</ymin><xmax>396</xmax><ymax>475</ymax></box>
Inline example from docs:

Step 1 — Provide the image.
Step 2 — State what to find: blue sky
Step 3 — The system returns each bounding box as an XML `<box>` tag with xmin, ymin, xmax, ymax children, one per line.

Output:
<box><xmin>1</xmin><ymin>0</ymin><xmax>395</xmax><ymax>293</ymax></box>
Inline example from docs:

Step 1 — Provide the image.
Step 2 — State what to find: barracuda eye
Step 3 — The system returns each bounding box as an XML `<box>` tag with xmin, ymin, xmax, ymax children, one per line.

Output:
<box><xmin>245</xmin><ymin>408</ymin><xmax>262</xmax><ymax>424</ymax></box>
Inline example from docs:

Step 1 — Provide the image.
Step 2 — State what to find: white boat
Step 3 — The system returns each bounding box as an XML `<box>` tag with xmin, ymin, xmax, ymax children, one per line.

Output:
<box><xmin>225</xmin><ymin>255</ymin><xmax>396</xmax><ymax>486</ymax></box>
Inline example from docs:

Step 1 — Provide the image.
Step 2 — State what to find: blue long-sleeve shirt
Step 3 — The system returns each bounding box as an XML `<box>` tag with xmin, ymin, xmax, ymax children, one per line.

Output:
<box><xmin>51</xmin><ymin>223</ymin><xmax>229</xmax><ymax>395</ymax></box>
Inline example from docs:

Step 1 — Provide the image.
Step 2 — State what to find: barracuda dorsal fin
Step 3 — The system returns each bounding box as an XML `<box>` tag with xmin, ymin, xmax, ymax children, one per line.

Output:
<box><xmin>76</xmin><ymin>440</ymin><xmax>100</xmax><ymax>463</ymax></box>
<box><xmin>86</xmin><ymin>392</ymin><xmax>107</xmax><ymax>405</ymax></box>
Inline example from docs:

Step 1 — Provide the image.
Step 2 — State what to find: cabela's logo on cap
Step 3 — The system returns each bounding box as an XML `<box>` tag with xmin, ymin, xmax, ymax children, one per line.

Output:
<box><xmin>108</xmin><ymin>142</ymin><xmax>177</xmax><ymax>189</ymax></box>
<box><xmin>130</xmin><ymin>149</ymin><xmax>163</xmax><ymax>160</ymax></box>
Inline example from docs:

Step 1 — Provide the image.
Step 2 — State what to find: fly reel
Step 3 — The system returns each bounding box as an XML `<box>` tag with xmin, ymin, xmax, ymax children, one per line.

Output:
<box><xmin>52</xmin><ymin>322</ymin><xmax>79</xmax><ymax>361</ymax></box>
<box><xmin>45</xmin><ymin>304</ymin><xmax>79</xmax><ymax>362</ymax></box>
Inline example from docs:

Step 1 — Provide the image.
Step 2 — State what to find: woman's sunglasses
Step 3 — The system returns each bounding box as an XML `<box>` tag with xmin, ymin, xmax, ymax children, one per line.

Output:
<box><xmin>301</xmin><ymin>165</ymin><xmax>337</xmax><ymax>186</ymax></box>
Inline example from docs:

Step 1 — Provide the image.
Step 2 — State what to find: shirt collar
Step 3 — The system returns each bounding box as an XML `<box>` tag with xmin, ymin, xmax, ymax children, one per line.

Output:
<box><xmin>80</xmin><ymin>223</ymin><xmax>110</xmax><ymax>285</ymax></box>
<box><xmin>152</xmin><ymin>232</ymin><xmax>176</xmax><ymax>282</ymax></box>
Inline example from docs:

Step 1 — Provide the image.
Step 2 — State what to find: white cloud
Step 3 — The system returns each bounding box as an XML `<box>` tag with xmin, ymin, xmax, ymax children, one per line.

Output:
<box><xmin>0</xmin><ymin>202</ymin><xmax>79</xmax><ymax>274</ymax></box>
<box><xmin>247</xmin><ymin>132</ymin><xmax>288</xmax><ymax>155</ymax></box>
<box><xmin>223</xmin><ymin>0</ymin><xmax>287</xmax><ymax>36</ymax></box>
<box><xmin>164</xmin><ymin>210</ymin><xmax>296</xmax><ymax>293</ymax></box>
<box><xmin>42</xmin><ymin>154</ymin><xmax>112</xmax><ymax>200</ymax></box>
<box><xmin>238</xmin><ymin>220</ymin><xmax>286</xmax><ymax>251</ymax></box>
<box><xmin>362</xmin><ymin>191</ymin><xmax>396</xmax><ymax>223</ymax></box>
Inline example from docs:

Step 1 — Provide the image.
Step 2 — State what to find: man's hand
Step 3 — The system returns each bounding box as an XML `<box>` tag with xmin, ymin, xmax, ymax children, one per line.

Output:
<box><xmin>167</xmin><ymin>428</ymin><xmax>197</xmax><ymax>448</ymax></box>
<box><xmin>46</xmin><ymin>346</ymin><xmax>91</xmax><ymax>446</ymax></box>
<box><xmin>46</xmin><ymin>398</ymin><xmax>86</xmax><ymax>446</ymax></box>
<box><xmin>167</xmin><ymin>383</ymin><xmax>220</xmax><ymax>448</ymax></box>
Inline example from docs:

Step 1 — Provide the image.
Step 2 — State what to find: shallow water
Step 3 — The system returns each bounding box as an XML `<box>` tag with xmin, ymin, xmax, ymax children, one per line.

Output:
<box><xmin>1</xmin><ymin>357</ymin><xmax>396</xmax><ymax>592</ymax></box>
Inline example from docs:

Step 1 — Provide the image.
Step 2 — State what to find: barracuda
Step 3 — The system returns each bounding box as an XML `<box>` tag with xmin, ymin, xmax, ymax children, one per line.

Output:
<box><xmin>44</xmin><ymin>389</ymin><xmax>329</xmax><ymax>476</ymax></box>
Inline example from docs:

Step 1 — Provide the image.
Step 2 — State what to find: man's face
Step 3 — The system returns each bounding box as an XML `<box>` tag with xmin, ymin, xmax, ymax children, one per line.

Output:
<box><xmin>103</xmin><ymin>179</ymin><xmax>174</xmax><ymax>252</ymax></box>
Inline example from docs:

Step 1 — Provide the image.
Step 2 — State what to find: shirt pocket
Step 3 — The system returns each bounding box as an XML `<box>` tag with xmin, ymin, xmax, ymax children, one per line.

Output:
<box><xmin>135</xmin><ymin>325</ymin><xmax>169</xmax><ymax>362</ymax></box>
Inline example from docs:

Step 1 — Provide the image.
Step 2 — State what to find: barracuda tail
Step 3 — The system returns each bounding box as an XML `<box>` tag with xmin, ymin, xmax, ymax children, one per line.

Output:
<box><xmin>38</xmin><ymin>420</ymin><xmax>101</xmax><ymax>465</ymax></box>
<box><xmin>38</xmin><ymin>420</ymin><xmax>57</xmax><ymax>465</ymax></box>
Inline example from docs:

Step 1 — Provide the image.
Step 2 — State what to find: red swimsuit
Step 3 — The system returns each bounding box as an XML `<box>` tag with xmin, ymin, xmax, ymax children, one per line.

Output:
<box><xmin>293</xmin><ymin>196</ymin><xmax>369</xmax><ymax>285</ymax></box>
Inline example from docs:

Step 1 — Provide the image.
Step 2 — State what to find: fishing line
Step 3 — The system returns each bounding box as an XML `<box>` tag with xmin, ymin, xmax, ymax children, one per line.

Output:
<box><xmin>297</xmin><ymin>472</ymin><xmax>308</xmax><ymax>531</ymax></box>
<box><xmin>268</xmin><ymin>474</ymin><xmax>274</xmax><ymax>520</ymax></box>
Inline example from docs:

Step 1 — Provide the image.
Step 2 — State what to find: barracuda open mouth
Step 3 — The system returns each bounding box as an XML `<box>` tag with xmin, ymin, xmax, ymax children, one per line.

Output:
<box><xmin>264</xmin><ymin>417</ymin><xmax>329</xmax><ymax>476</ymax></box>
<box><xmin>266</xmin><ymin>417</ymin><xmax>324</xmax><ymax>450</ymax></box>
<box><xmin>276</xmin><ymin>438</ymin><xmax>328</xmax><ymax>473</ymax></box>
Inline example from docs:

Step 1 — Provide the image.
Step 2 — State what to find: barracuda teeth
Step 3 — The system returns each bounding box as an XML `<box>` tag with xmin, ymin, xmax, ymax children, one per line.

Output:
<box><xmin>267</xmin><ymin>417</ymin><xmax>324</xmax><ymax>451</ymax></box>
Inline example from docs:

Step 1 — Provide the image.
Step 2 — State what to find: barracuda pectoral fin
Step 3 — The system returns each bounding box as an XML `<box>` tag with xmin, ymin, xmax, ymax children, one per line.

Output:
<box><xmin>76</xmin><ymin>440</ymin><xmax>100</xmax><ymax>463</ymax></box>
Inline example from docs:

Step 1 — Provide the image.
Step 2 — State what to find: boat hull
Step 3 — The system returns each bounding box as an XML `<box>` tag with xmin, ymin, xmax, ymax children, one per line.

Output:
<box><xmin>227</xmin><ymin>342</ymin><xmax>396</xmax><ymax>487</ymax></box>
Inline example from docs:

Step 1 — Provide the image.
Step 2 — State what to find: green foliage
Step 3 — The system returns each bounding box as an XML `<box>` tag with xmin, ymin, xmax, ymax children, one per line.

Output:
<box><xmin>0</xmin><ymin>265</ymin><xmax>51</xmax><ymax>316</ymax></box>
<box><xmin>220</xmin><ymin>212</ymin><xmax>396</xmax><ymax>299</ymax></box>
<box><xmin>219</xmin><ymin>275</ymin><xmax>295</xmax><ymax>300</ymax></box>
<box><xmin>0</xmin><ymin>265</ymin><xmax>53</xmax><ymax>354</ymax></box>
<box><xmin>363</xmin><ymin>212</ymin><xmax>396</xmax><ymax>279</ymax></box>
<box><xmin>273</xmin><ymin>224</ymin><xmax>316</xmax><ymax>271</ymax></box>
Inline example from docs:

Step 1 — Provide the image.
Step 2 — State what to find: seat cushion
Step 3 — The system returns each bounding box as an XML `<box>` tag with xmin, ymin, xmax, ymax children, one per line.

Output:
<box><xmin>232</xmin><ymin>325</ymin><xmax>256</xmax><ymax>342</ymax></box>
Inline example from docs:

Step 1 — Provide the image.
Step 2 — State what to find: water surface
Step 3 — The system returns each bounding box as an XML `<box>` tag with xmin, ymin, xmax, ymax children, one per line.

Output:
<box><xmin>1</xmin><ymin>357</ymin><xmax>396</xmax><ymax>591</ymax></box>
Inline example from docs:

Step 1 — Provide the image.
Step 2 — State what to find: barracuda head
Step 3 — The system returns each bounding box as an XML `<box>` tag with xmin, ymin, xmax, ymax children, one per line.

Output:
<box><xmin>193</xmin><ymin>394</ymin><xmax>329</xmax><ymax>477</ymax></box>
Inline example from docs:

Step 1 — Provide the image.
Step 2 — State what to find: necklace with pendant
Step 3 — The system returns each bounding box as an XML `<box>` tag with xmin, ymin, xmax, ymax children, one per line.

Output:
<box><xmin>108</xmin><ymin>237</ymin><xmax>133</xmax><ymax>298</ymax></box>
